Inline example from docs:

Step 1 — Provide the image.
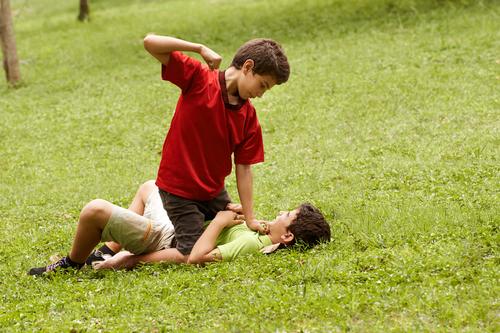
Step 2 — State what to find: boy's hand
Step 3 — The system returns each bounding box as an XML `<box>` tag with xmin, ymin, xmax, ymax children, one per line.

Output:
<box><xmin>214</xmin><ymin>211</ymin><xmax>244</xmax><ymax>228</ymax></box>
<box><xmin>226</xmin><ymin>203</ymin><xmax>243</xmax><ymax>214</ymax></box>
<box><xmin>200</xmin><ymin>46</ymin><xmax>222</xmax><ymax>71</ymax></box>
<box><xmin>246</xmin><ymin>218</ymin><xmax>270</xmax><ymax>235</ymax></box>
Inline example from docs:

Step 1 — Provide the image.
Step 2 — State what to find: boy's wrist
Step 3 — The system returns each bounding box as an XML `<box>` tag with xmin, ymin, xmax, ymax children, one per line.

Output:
<box><xmin>196</xmin><ymin>43</ymin><xmax>205</xmax><ymax>54</ymax></box>
<box><xmin>212</xmin><ymin>217</ymin><xmax>230</xmax><ymax>228</ymax></box>
<box><xmin>245</xmin><ymin>218</ymin><xmax>269</xmax><ymax>234</ymax></box>
<box><xmin>246</xmin><ymin>218</ymin><xmax>258</xmax><ymax>227</ymax></box>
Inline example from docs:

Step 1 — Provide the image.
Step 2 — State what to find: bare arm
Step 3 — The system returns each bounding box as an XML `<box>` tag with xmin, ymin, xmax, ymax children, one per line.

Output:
<box><xmin>143</xmin><ymin>35</ymin><xmax>222</xmax><ymax>70</ymax></box>
<box><xmin>235</xmin><ymin>163</ymin><xmax>268</xmax><ymax>234</ymax></box>
<box><xmin>187</xmin><ymin>211</ymin><xmax>243</xmax><ymax>266</ymax></box>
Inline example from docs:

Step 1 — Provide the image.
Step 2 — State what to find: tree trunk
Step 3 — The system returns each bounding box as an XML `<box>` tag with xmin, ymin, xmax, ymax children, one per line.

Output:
<box><xmin>78</xmin><ymin>0</ymin><xmax>89</xmax><ymax>21</ymax></box>
<box><xmin>0</xmin><ymin>0</ymin><xmax>21</xmax><ymax>84</ymax></box>
<box><xmin>0</xmin><ymin>13</ymin><xmax>8</xmax><ymax>81</ymax></box>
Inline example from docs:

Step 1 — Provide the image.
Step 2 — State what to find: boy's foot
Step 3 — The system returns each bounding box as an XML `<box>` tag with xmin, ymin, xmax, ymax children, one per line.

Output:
<box><xmin>85</xmin><ymin>249</ymin><xmax>113</xmax><ymax>265</ymax></box>
<box><xmin>86</xmin><ymin>244</ymin><xmax>116</xmax><ymax>265</ymax></box>
<box><xmin>86</xmin><ymin>250</ymin><xmax>105</xmax><ymax>265</ymax></box>
<box><xmin>28</xmin><ymin>256</ymin><xmax>82</xmax><ymax>276</ymax></box>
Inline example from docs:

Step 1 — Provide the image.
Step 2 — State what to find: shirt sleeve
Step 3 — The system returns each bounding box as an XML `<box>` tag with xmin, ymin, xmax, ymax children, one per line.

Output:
<box><xmin>234</xmin><ymin>124</ymin><xmax>265</xmax><ymax>165</ymax></box>
<box><xmin>161</xmin><ymin>51</ymin><xmax>201</xmax><ymax>95</ymax></box>
<box><xmin>217</xmin><ymin>234</ymin><xmax>262</xmax><ymax>262</ymax></box>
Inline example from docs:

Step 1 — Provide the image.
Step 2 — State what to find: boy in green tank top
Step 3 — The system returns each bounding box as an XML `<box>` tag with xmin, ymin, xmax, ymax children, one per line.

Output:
<box><xmin>29</xmin><ymin>181</ymin><xmax>330</xmax><ymax>275</ymax></box>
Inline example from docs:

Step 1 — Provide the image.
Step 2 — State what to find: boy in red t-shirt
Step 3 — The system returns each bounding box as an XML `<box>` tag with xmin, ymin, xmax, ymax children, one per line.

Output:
<box><xmin>140</xmin><ymin>35</ymin><xmax>290</xmax><ymax>262</ymax></box>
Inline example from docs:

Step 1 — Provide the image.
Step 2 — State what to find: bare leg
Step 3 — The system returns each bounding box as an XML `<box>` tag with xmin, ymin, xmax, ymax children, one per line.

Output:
<box><xmin>69</xmin><ymin>199</ymin><xmax>114</xmax><ymax>264</ymax></box>
<box><xmin>128</xmin><ymin>180</ymin><xmax>157</xmax><ymax>214</ymax></box>
<box><xmin>102</xmin><ymin>180</ymin><xmax>158</xmax><ymax>253</ymax></box>
<box><xmin>95</xmin><ymin>248</ymin><xmax>189</xmax><ymax>270</ymax></box>
<box><xmin>29</xmin><ymin>181</ymin><xmax>162</xmax><ymax>275</ymax></box>
<box><xmin>104</xmin><ymin>241</ymin><xmax>123</xmax><ymax>254</ymax></box>
<box><xmin>28</xmin><ymin>200</ymin><xmax>116</xmax><ymax>276</ymax></box>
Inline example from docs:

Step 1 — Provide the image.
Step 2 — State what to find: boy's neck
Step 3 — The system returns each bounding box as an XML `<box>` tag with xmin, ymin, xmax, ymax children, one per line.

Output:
<box><xmin>224</xmin><ymin>67</ymin><xmax>241</xmax><ymax>103</ymax></box>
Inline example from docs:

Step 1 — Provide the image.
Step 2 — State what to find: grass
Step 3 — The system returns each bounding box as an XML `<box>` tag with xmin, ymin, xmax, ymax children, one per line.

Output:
<box><xmin>1</xmin><ymin>0</ymin><xmax>500</xmax><ymax>331</ymax></box>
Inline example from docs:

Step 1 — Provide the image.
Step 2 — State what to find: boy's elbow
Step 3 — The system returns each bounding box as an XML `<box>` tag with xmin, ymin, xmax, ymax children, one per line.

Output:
<box><xmin>143</xmin><ymin>35</ymin><xmax>161</xmax><ymax>52</ymax></box>
<box><xmin>186</xmin><ymin>256</ymin><xmax>204</xmax><ymax>266</ymax></box>
<box><xmin>143</xmin><ymin>35</ymin><xmax>153</xmax><ymax>51</ymax></box>
<box><xmin>186</xmin><ymin>253</ymin><xmax>198</xmax><ymax>265</ymax></box>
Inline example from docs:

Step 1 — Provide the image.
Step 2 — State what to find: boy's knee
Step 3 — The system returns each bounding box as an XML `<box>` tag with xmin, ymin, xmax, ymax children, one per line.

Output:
<box><xmin>141</xmin><ymin>180</ymin><xmax>157</xmax><ymax>192</ymax></box>
<box><xmin>137</xmin><ymin>180</ymin><xmax>156</xmax><ymax>198</ymax></box>
<box><xmin>81</xmin><ymin>199</ymin><xmax>112</xmax><ymax>221</ymax></box>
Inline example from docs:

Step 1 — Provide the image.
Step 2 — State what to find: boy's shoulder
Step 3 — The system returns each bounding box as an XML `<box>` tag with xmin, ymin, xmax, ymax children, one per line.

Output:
<box><xmin>168</xmin><ymin>51</ymin><xmax>215</xmax><ymax>76</ymax></box>
<box><xmin>163</xmin><ymin>51</ymin><xmax>219</xmax><ymax>93</ymax></box>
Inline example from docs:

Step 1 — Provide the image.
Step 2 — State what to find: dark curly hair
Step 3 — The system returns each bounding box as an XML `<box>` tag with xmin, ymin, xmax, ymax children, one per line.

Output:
<box><xmin>229</xmin><ymin>38</ymin><xmax>290</xmax><ymax>84</ymax></box>
<box><xmin>287</xmin><ymin>203</ymin><xmax>331</xmax><ymax>248</ymax></box>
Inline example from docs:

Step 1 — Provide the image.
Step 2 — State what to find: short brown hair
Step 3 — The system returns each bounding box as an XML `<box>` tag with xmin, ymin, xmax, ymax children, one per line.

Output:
<box><xmin>288</xmin><ymin>203</ymin><xmax>331</xmax><ymax>248</ymax></box>
<box><xmin>229</xmin><ymin>38</ymin><xmax>290</xmax><ymax>84</ymax></box>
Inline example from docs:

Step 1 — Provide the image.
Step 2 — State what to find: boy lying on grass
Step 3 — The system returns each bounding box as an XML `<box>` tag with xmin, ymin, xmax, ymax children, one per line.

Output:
<box><xmin>28</xmin><ymin>181</ymin><xmax>331</xmax><ymax>276</ymax></box>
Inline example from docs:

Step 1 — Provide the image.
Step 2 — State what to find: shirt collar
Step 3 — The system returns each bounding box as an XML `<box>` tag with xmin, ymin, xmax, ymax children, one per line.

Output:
<box><xmin>219</xmin><ymin>70</ymin><xmax>246</xmax><ymax>110</ymax></box>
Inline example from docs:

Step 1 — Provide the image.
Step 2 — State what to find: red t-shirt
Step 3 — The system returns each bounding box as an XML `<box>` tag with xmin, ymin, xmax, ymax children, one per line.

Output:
<box><xmin>156</xmin><ymin>51</ymin><xmax>265</xmax><ymax>201</ymax></box>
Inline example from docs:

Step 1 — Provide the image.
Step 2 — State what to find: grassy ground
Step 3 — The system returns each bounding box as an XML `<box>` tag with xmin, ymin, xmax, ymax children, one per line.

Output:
<box><xmin>1</xmin><ymin>0</ymin><xmax>500</xmax><ymax>331</ymax></box>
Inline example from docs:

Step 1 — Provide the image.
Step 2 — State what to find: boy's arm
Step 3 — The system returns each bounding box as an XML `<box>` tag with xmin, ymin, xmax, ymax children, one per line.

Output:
<box><xmin>143</xmin><ymin>35</ymin><xmax>222</xmax><ymax>70</ymax></box>
<box><xmin>235</xmin><ymin>163</ymin><xmax>269</xmax><ymax>234</ymax></box>
<box><xmin>187</xmin><ymin>211</ymin><xmax>243</xmax><ymax>266</ymax></box>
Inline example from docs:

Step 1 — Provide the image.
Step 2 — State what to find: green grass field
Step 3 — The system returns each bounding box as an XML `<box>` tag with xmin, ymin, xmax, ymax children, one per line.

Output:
<box><xmin>1</xmin><ymin>0</ymin><xmax>500</xmax><ymax>331</ymax></box>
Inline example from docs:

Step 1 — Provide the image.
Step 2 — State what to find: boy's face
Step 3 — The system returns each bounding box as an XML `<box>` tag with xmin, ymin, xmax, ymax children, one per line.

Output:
<box><xmin>238</xmin><ymin>70</ymin><xmax>277</xmax><ymax>100</ymax></box>
<box><xmin>268</xmin><ymin>209</ymin><xmax>298</xmax><ymax>244</ymax></box>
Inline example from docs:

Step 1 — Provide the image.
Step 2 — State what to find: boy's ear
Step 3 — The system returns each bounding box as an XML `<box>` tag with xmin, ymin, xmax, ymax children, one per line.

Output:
<box><xmin>243</xmin><ymin>59</ymin><xmax>255</xmax><ymax>74</ymax></box>
<box><xmin>281</xmin><ymin>232</ymin><xmax>294</xmax><ymax>244</ymax></box>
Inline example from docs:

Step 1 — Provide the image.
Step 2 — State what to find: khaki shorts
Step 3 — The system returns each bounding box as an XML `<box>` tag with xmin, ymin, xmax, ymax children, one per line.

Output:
<box><xmin>101</xmin><ymin>189</ymin><xmax>175</xmax><ymax>255</ymax></box>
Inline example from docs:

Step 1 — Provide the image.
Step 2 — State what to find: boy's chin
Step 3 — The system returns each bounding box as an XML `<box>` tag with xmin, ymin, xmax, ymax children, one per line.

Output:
<box><xmin>239</xmin><ymin>92</ymin><xmax>251</xmax><ymax>100</ymax></box>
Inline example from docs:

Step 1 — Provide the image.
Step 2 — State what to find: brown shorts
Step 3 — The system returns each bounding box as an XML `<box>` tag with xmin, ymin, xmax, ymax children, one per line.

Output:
<box><xmin>158</xmin><ymin>187</ymin><xmax>231</xmax><ymax>255</ymax></box>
